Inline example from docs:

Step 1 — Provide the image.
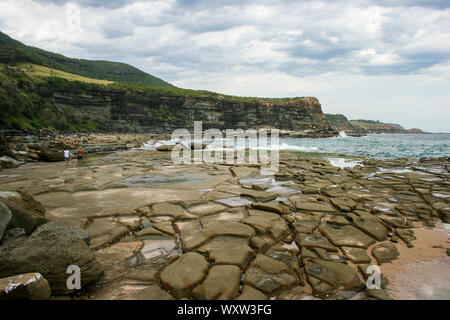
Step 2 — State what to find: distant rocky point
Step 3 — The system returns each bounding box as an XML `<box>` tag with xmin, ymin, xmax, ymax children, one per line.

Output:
<box><xmin>325</xmin><ymin>114</ymin><xmax>426</xmax><ymax>135</ymax></box>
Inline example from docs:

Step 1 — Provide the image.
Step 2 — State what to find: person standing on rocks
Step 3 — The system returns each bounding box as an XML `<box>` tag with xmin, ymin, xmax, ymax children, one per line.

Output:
<box><xmin>63</xmin><ymin>149</ymin><xmax>71</xmax><ymax>167</ymax></box>
<box><xmin>77</xmin><ymin>146</ymin><xmax>84</xmax><ymax>161</ymax></box>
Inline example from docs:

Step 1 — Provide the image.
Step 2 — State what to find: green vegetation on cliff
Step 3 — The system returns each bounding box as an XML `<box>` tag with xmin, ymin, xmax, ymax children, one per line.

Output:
<box><xmin>0</xmin><ymin>31</ymin><xmax>173</xmax><ymax>87</ymax></box>
<box><xmin>0</xmin><ymin>65</ymin><xmax>101</xmax><ymax>130</ymax></box>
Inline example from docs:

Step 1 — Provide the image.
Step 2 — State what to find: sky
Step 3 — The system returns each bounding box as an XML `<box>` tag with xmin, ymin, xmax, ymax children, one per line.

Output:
<box><xmin>1</xmin><ymin>0</ymin><xmax>449</xmax><ymax>132</ymax></box>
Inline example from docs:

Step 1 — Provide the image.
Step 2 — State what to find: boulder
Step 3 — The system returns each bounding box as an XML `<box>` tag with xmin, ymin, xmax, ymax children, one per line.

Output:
<box><xmin>0</xmin><ymin>201</ymin><xmax>12</xmax><ymax>242</ymax></box>
<box><xmin>1</xmin><ymin>227</ymin><xmax>26</xmax><ymax>244</ymax></box>
<box><xmin>372</xmin><ymin>242</ymin><xmax>399</xmax><ymax>264</ymax></box>
<box><xmin>0</xmin><ymin>223</ymin><xmax>103</xmax><ymax>295</ymax></box>
<box><xmin>0</xmin><ymin>156</ymin><xmax>20</xmax><ymax>169</ymax></box>
<box><xmin>0</xmin><ymin>273</ymin><xmax>51</xmax><ymax>300</ymax></box>
<box><xmin>0</xmin><ymin>191</ymin><xmax>47</xmax><ymax>235</ymax></box>
<box><xmin>33</xmin><ymin>221</ymin><xmax>90</xmax><ymax>246</ymax></box>
<box><xmin>37</xmin><ymin>151</ymin><xmax>64</xmax><ymax>162</ymax></box>
<box><xmin>156</xmin><ymin>144</ymin><xmax>176</xmax><ymax>152</ymax></box>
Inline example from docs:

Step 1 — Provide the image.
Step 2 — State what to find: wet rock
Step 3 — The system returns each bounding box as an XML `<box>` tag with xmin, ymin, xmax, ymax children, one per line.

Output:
<box><xmin>340</xmin><ymin>247</ymin><xmax>371</xmax><ymax>263</ymax></box>
<box><xmin>244</xmin><ymin>254</ymin><xmax>298</xmax><ymax>295</ymax></box>
<box><xmin>95</xmin><ymin>240</ymin><xmax>144</xmax><ymax>282</ymax></box>
<box><xmin>159</xmin><ymin>252</ymin><xmax>210</xmax><ymax>299</ymax></box>
<box><xmin>129</xmin><ymin>239</ymin><xmax>179</xmax><ymax>268</ymax></box>
<box><xmin>250</xmin><ymin>236</ymin><xmax>273</xmax><ymax>252</ymax></box>
<box><xmin>196</xmin><ymin>236</ymin><xmax>255</xmax><ymax>269</ymax></box>
<box><xmin>351</xmin><ymin>217</ymin><xmax>388</xmax><ymax>241</ymax></box>
<box><xmin>215</xmin><ymin>197</ymin><xmax>253</xmax><ymax>207</ymax></box>
<box><xmin>235</xmin><ymin>285</ymin><xmax>267</xmax><ymax>300</ymax></box>
<box><xmin>0</xmin><ymin>225</ymin><xmax>103</xmax><ymax>295</ymax></box>
<box><xmin>0</xmin><ymin>273</ymin><xmax>51</xmax><ymax>300</ymax></box>
<box><xmin>395</xmin><ymin>228</ymin><xmax>416</xmax><ymax>247</ymax></box>
<box><xmin>296</xmin><ymin>233</ymin><xmax>337</xmax><ymax>252</ymax></box>
<box><xmin>91</xmin><ymin>280</ymin><xmax>173</xmax><ymax>300</ymax></box>
<box><xmin>0</xmin><ymin>156</ymin><xmax>20</xmax><ymax>169</ymax></box>
<box><xmin>152</xmin><ymin>221</ymin><xmax>175</xmax><ymax>236</ymax></box>
<box><xmin>372</xmin><ymin>242</ymin><xmax>399</xmax><ymax>264</ymax></box>
<box><xmin>328</xmin><ymin>215</ymin><xmax>350</xmax><ymax>226</ymax></box>
<box><xmin>0</xmin><ymin>201</ymin><xmax>12</xmax><ymax>241</ymax></box>
<box><xmin>295</xmin><ymin>200</ymin><xmax>335</xmax><ymax>213</ymax></box>
<box><xmin>365</xmin><ymin>288</ymin><xmax>391</xmax><ymax>300</ymax></box>
<box><xmin>265</xmin><ymin>242</ymin><xmax>304</xmax><ymax>285</ymax></box>
<box><xmin>330</xmin><ymin>197</ymin><xmax>357</xmax><ymax>212</ymax></box>
<box><xmin>0</xmin><ymin>191</ymin><xmax>47</xmax><ymax>235</ymax></box>
<box><xmin>304</xmin><ymin>259</ymin><xmax>364</xmax><ymax>297</ymax></box>
<box><xmin>204</xmin><ymin>220</ymin><xmax>256</xmax><ymax>238</ymax></box>
<box><xmin>185</xmin><ymin>200</ymin><xmax>228</xmax><ymax>216</ymax></box>
<box><xmin>251</xmin><ymin>201</ymin><xmax>291</xmax><ymax>215</ymax></box>
<box><xmin>240</xmin><ymin>190</ymin><xmax>277</xmax><ymax>202</ymax></box>
<box><xmin>290</xmin><ymin>218</ymin><xmax>320</xmax><ymax>234</ymax></box>
<box><xmin>278</xmin><ymin>286</ymin><xmax>314</xmax><ymax>300</ymax></box>
<box><xmin>150</xmin><ymin>203</ymin><xmax>186</xmax><ymax>219</ymax></box>
<box><xmin>192</xmin><ymin>265</ymin><xmax>241</xmax><ymax>300</ymax></box>
<box><xmin>136</xmin><ymin>227</ymin><xmax>168</xmax><ymax>240</ymax></box>
<box><xmin>243</xmin><ymin>210</ymin><xmax>290</xmax><ymax>241</ymax></box>
<box><xmin>319</xmin><ymin>225</ymin><xmax>376</xmax><ymax>248</ymax></box>
<box><xmin>156</xmin><ymin>144</ymin><xmax>176</xmax><ymax>152</ymax></box>
<box><xmin>86</xmin><ymin>217</ymin><xmax>130</xmax><ymax>250</ymax></box>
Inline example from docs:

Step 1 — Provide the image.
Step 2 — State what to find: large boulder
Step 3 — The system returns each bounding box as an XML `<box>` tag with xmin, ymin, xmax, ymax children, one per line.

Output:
<box><xmin>0</xmin><ymin>273</ymin><xmax>51</xmax><ymax>300</ymax></box>
<box><xmin>0</xmin><ymin>202</ymin><xmax>12</xmax><ymax>242</ymax></box>
<box><xmin>37</xmin><ymin>150</ymin><xmax>64</xmax><ymax>162</ymax></box>
<box><xmin>0</xmin><ymin>191</ymin><xmax>47</xmax><ymax>235</ymax></box>
<box><xmin>0</xmin><ymin>135</ymin><xmax>13</xmax><ymax>158</ymax></box>
<box><xmin>0</xmin><ymin>156</ymin><xmax>19</xmax><ymax>169</ymax></box>
<box><xmin>0</xmin><ymin>222</ymin><xmax>103</xmax><ymax>295</ymax></box>
<box><xmin>33</xmin><ymin>221</ymin><xmax>90</xmax><ymax>246</ymax></box>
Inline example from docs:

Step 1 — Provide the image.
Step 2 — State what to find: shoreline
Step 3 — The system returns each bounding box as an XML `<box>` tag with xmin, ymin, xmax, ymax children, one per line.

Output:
<box><xmin>0</xmin><ymin>146</ymin><xmax>449</xmax><ymax>300</ymax></box>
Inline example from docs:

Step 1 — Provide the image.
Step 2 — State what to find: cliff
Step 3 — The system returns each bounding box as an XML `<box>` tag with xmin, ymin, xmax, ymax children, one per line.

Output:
<box><xmin>48</xmin><ymin>85</ymin><xmax>334</xmax><ymax>134</ymax></box>
<box><xmin>0</xmin><ymin>66</ymin><xmax>334</xmax><ymax>134</ymax></box>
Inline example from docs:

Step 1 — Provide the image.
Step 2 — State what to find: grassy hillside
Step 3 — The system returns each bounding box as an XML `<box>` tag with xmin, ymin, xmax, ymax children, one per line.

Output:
<box><xmin>16</xmin><ymin>63</ymin><xmax>114</xmax><ymax>85</ymax></box>
<box><xmin>0</xmin><ymin>64</ymin><xmax>101</xmax><ymax>131</ymax></box>
<box><xmin>0</xmin><ymin>31</ymin><xmax>173</xmax><ymax>87</ymax></box>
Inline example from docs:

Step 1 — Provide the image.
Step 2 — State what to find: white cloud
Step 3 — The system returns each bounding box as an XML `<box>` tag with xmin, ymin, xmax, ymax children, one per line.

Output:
<box><xmin>0</xmin><ymin>0</ymin><xmax>449</xmax><ymax>131</ymax></box>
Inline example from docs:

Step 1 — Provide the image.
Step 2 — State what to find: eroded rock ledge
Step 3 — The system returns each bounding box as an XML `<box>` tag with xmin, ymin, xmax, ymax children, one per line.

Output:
<box><xmin>0</xmin><ymin>150</ymin><xmax>448</xmax><ymax>300</ymax></box>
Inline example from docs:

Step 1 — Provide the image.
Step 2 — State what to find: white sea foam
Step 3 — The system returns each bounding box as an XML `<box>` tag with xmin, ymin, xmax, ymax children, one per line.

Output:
<box><xmin>328</xmin><ymin>158</ymin><xmax>362</xmax><ymax>168</ymax></box>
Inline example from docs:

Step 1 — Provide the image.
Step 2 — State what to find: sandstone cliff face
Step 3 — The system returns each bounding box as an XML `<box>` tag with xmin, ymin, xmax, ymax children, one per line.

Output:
<box><xmin>51</xmin><ymin>88</ymin><xmax>333</xmax><ymax>133</ymax></box>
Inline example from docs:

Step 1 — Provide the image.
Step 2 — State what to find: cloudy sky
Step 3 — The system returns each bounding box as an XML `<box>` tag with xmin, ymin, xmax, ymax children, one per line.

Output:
<box><xmin>1</xmin><ymin>0</ymin><xmax>449</xmax><ymax>132</ymax></box>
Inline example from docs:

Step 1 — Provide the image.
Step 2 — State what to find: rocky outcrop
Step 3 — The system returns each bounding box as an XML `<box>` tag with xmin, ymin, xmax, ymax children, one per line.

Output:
<box><xmin>0</xmin><ymin>221</ymin><xmax>103</xmax><ymax>295</ymax></box>
<box><xmin>0</xmin><ymin>156</ymin><xmax>19</xmax><ymax>169</ymax></box>
<box><xmin>325</xmin><ymin>114</ymin><xmax>426</xmax><ymax>135</ymax></box>
<box><xmin>0</xmin><ymin>190</ymin><xmax>47</xmax><ymax>235</ymax></box>
<box><xmin>50</xmin><ymin>88</ymin><xmax>334</xmax><ymax>134</ymax></box>
<box><xmin>0</xmin><ymin>202</ymin><xmax>11</xmax><ymax>241</ymax></box>
<box><xmin>0</xmin><ymin>273</ymin><xmax>51</xmax><ymax>300</ymax></box>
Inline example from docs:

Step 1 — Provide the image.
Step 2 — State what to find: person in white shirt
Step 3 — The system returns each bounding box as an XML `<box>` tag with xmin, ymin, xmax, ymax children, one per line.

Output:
<box><xmin>64</xmin><ymin>149</ymin><xmax>71</xmax><ymax>167</ymax></box>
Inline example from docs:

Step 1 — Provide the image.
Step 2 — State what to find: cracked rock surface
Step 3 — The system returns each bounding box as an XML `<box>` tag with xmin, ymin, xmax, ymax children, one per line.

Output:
<box><xmin>0</xmin><ymin>149</ymin><xmax>449</xmax><ymax>300</ymax></box>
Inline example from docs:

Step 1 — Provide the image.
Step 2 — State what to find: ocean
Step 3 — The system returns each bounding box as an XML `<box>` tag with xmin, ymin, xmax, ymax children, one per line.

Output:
<box><xmin>141</xmin><ymin>133</ymin><xmax>450</xmax><ymax>159</ymax></box>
